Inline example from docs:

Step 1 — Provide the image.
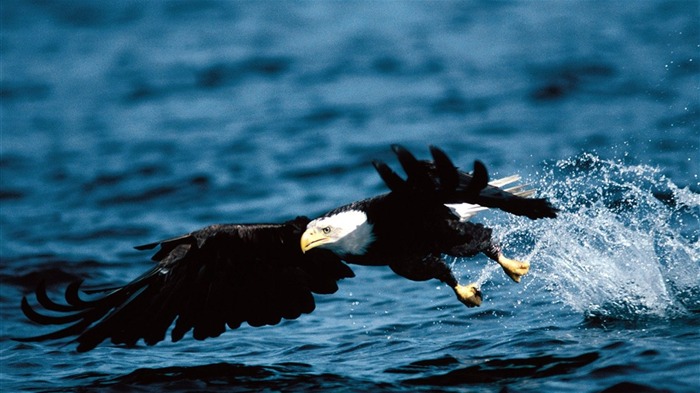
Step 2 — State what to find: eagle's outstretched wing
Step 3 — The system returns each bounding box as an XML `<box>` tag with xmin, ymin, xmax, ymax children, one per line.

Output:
<box><xmin>18</xmin><ymin>216</ymin><xmax>354</xmax><ymax>352</ymax></box>
<box><xmin>372</xmin><ymin>145</ymin><xmax>558</xmax><ymax>219</ymax></box>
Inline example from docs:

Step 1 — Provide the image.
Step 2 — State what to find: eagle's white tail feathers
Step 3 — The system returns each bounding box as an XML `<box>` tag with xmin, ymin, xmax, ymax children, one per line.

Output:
<box><xmin>444</xmin><ymin>203</ymin><xmax>488</xmax><ymax>222</ymax></box>
<box><xmin>488</xmin><ymin>175</ymin><xmax>520</xmax><ymax>188</ymax></box>
<box><xmin>445</xmin><ymin>175</ymin><xmax>535</xmax><ymax>221</ymax></box>
<box><xmin>505</xmin><ymin>186</ymin><xmax>535</xmax><ymax>198</ymax></box>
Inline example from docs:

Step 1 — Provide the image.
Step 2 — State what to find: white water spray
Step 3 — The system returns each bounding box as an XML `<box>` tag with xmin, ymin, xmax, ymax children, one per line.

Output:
<box><xmin>489</xmin><ymin>154</ymin><xmax>699</xmax><ymax>320</ymax></box>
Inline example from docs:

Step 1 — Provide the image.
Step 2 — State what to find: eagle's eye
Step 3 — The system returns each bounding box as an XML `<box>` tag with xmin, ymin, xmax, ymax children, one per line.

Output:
<box><xmin>322</xmin><ymin>226</ymin><xmax>332</xmax><ymax>234</ymax></box>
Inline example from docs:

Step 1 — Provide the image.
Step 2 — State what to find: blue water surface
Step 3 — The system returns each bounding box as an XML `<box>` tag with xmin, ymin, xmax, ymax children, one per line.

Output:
<box><xmin>1</xmin><ymin>1</ymin><xmax>699</xmax><ymax>392</ymax></box>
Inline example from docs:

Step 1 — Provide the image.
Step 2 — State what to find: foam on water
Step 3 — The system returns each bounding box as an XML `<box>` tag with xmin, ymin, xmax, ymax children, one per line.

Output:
<box><xmin>487</xmin><ymin>153</ymin><xmax>699</xmax><ymax>321</ymax></box>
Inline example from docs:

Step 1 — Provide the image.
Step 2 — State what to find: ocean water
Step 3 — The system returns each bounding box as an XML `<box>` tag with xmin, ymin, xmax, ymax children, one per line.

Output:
<box><xmin>1</xmin><ymin>1</ymin><xmax>699</xmax><ymax>392</ymax></box>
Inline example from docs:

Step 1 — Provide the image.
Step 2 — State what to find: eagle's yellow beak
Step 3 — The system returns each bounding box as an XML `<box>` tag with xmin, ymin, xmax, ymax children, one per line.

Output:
<box><xmin>300</xmin><ymin>228</ymin><xmax>331</xmax><ymax>253</ymax></box>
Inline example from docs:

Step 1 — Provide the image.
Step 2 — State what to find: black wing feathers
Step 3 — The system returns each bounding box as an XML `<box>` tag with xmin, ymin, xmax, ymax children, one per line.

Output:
<box><xmin>465</xmin><ymin>160</ymin><xmax>489</xmax><ymax>195</ymax></box>
<box><xmin>428</xmin><ymin>145</ymin><xmax>459</xmax><ymax>191</ymax></box>
<box><xmin>374</xmin><ymin>145</ymin><xmax>558</xmax><ymax>219</ymax></box>
<box><xmin>372</xmin><ymin>160</ymin><xmax>407</xmax><ymax>192</ymax></box>
<box><xmin>19</xmin><ymin>217</ymin><xmax>353</xmax><ymax>351</ymax></box>
<box><xmin>391</xmin><ymin>144</ymin><xmax>434</xmax><ymax>190</ymax></box>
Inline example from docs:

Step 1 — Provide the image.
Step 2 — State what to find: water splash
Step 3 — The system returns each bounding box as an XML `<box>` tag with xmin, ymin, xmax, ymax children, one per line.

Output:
<box><xmin>495</xmin><ymin>153</ymin><xmax>699</xmax><ymax>320</ymax></box>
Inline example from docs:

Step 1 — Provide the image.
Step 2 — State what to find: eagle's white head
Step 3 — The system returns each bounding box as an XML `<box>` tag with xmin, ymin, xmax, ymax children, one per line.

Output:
<box><xmin>300</xmin><ymin>210</ymin><xmax>374</xmax><ymax>257</ymax></box>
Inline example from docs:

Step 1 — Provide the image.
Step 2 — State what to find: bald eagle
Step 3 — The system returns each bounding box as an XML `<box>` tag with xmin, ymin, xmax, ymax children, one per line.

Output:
<box><xmin>18</xmin><ymin>145</ymin><xmax>557</xmax><ymax>352</ymax></box>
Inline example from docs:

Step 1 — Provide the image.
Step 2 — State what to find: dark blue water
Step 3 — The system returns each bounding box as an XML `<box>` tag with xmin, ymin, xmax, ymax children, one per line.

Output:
<box><xmin>2</xmin><ymin>1</ymin><xmax>699</xmax><ymax>392</ymax></box>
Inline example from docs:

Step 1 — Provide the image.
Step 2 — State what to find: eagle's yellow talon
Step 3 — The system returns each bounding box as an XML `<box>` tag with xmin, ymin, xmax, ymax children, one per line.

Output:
<box><xmin>454</xmin><ymin>283</ymin><xmax>482</xmax><ymax>307</ymax></box>
<box><xmin>497</xmin><ymin>256</ymin><xmax>530</xmax><ymax>283</ymax></box>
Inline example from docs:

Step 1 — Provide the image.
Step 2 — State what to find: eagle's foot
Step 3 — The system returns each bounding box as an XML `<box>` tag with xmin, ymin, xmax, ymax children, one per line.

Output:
<box><xmin>453</xmin><ymin>283</ymin><xmax>482</xmax><ymax>307</ymax></box>
<box><xmin>497</xmin><ymin>255</ymin><xmax>530</xmax><ymax>283</ymax></box>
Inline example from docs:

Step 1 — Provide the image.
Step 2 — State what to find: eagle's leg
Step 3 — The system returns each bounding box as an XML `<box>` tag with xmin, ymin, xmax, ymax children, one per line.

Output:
<box><xmin>447</xmin><ymin>221</ymin><xmax>530</xmax><ymax>283</ymax></box>
<box><xmin>389</xmin><ymin>255</ymin><xmax>482</xmax><ymax>307</ymax></box>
